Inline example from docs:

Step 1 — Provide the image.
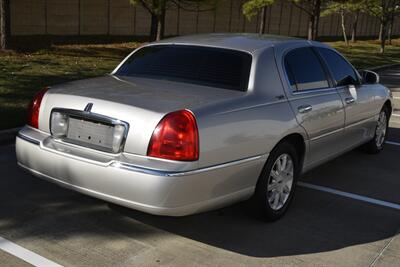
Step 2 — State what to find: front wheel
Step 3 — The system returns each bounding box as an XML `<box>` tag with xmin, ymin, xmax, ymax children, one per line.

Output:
<box><xmin>252</xmin><ymin>142</ymin><xmax>299</xmax><ymax>221</ymax></box>
<box><xmin>362</xmin><ymin>107</ymin><xmax>389</xmax><ymax>154</ymax></box>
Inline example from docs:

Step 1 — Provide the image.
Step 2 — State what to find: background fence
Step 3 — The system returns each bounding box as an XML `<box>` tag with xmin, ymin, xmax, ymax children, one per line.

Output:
<box><xmin>10</xmin><ymin>0</ymin><xmax>400</xmax><ymax>38</ymax></box>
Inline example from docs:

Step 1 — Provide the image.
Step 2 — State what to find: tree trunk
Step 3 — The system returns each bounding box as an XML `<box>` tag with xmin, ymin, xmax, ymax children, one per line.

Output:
<box><xmin>340</xmin><ymin>10</ymin><xmax>348</xmax><ymax>46</ymax></box>
<box><xmin>259</xmin><ymin>6</ymin><xmax>267</xmax><ymax>35</ymax></box>
<box><xmin>155</xmin><ymin>0</ymin><xmax>166</xmax><ymax>41</ymax></box>
<box><xmin>313</xmin><ymin>0</ymin><xmax>321</xmax><ymax>40</ymax></box>
<box><xmin>150</xmin><ymin>13</ymin><xmax>158</xmax><ymax>41</ymax></box>
<box><xmin>155</xmin><ymin>14</ymin><xmax>164</xmax><ymax>41</ymax></box>
<box><xmin>380</xmin><ymin>22</ymin><xmax>387</xmax><ymax>54</ymax></box>
<box><xmin>378</xmin><ymin>22</ymin><xmax>383</xmax><ymax>42</ymax></box>
<box><xmin>388</xmin><ymin>14</ymin><xmax>394</xmax><ymax>45</ymax></box>
<box><xmin>307</xmin><ymin>15</ymin><xmax>314</xmax><ymax>40</ymax></box>
<box><xmin>388</xmin><ymin>20</ymin><xmax>392</xmax><ymax>45</ymax></box>
<box><xmin>0</xmin><ymin>0</ymin><xmax>10</xmax><ymax>50</ymax></box>
<box><xmin>351</xmin><ymin>11</ymin><xmax>359</xmax><ymax>43</ymax></box>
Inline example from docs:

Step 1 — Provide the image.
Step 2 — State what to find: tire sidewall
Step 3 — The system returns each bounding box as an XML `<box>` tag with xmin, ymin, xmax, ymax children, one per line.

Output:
<box><xmin>254</xmin><ymin>142</ymin><xmax>300</xmax><ymax>221</ymax></box>
<box><xmin>375</xmin><ymin>108</ymin><xmax>390</xmax><ymax>151</ymax></box>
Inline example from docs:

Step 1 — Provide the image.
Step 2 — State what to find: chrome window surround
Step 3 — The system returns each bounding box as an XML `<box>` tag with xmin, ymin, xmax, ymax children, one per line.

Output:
<box><xmin>49</xmin><ymin>108</ymin><xmax>130</xmax><ymax>154</ymax></box>
<box><xmin>281</xmin><ymin>46</ymin><xmax>336</xmax><ymax>95</ymax></box>
<box><xmin>315</xmin><ymin>47</ymin><xmax>362</xmax><ymax>86</ymax></box>
<box><xmin>111</xmin><ymin>43</ymin><xmax>255</xmax><ymax>92</ymax></box>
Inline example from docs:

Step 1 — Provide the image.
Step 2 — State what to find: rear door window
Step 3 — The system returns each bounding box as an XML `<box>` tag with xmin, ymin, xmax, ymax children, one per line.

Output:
<box><xmin>317</xmin><ymin>47</ymin><xmax>359</xmax><ymax>86</ymax></box>
<box><xmin>284</xmin><ymin>47</ymin><xmax>330</xmax><ymax>91</ymax></box>
<box><xmin>116</xmin><ymin>45</ymin><xmax>252</xmax><ymax>91</ymax></box>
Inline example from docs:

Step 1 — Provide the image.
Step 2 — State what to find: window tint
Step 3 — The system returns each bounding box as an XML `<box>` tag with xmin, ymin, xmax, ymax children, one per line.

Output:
<box><xmin>317</xmin><ymin>48</ymin><xmax>359</xmax><ymax>86</ymax></box>
<box><xmin>116</xmin><ymin>45</ymin><xmax>252</xmax><ymax>91</ymax></box>
<box><xmin>284</xmin><ymin>47</ymin><xmax>329</xmax><ymax>91</ymax></box>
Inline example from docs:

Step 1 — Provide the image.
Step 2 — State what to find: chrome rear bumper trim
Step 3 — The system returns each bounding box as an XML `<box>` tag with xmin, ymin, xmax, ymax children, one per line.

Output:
<box><xmin>110</xmin><ymin>154</ymin><xmax>266</xmax><ymax>177</ymax></box>
<box><xmin>17</xmin><ymin>132</ymin><xmax>40</xmax><ymax>145</ymax></box>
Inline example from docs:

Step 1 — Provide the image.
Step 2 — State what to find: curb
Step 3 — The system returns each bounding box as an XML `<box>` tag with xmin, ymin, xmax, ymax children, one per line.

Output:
<box><xmin>0</xmin><ymin>127</ymin><xmax>21</xmax><ymax>146</ymax></box>
<box><xmin>393</xmin><ymin>92</ymin><xmax>400</xmax><ymax>112</ymax></box>
<box><xmin>369</xmin><ymin>63</ymin><xmax>400</xmax><ymax>72</ymax></box>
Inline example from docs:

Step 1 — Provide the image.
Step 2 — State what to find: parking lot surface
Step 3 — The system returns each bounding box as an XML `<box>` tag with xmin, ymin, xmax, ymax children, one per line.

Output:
<box><xmin>0</xmin><ymin>118</ymin><xmax>399</xmax><ymax>266</ymax></box>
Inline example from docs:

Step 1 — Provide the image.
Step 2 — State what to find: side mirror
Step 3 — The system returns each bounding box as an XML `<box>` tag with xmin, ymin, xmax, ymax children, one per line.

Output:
<box><xmin>360</xmin><ymin>70</ymin><xmax>380</xmax><ymax>84</ymax></box>
<box><xmin>337</xmin><ymin>75</ymin><xmax>359</xmax><ymax>87</ymax></box>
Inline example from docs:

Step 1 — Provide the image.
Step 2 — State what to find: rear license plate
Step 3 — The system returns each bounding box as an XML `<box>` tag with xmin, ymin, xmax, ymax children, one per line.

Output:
<box><xmin>66</xmin><ymin>117</ymin><xmax>115</xmax><ymax>151</ymax></box>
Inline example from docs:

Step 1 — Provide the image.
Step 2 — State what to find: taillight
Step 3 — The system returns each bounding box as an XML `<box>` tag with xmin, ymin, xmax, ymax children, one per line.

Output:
<box><xmin>147</xmin><ymin>110</ymin><xmax>199</xmax><ymax>161</ymax></box>
<box><xmin>27</xmin><ymin>88</ymin><xmax>48</xmax><ymax>129</ymax></box>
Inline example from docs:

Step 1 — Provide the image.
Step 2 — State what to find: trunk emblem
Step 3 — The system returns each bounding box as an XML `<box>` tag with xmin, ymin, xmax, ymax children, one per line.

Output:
<box><xmin>84</xmin><ymin>103</ymin><xmax>93</xmax><ymax>112</ymax></box>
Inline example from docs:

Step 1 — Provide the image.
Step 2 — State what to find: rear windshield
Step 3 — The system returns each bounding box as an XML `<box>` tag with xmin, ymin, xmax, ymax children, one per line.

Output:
<box><xmin>115</xmin><ymin>45</ymin><xmax>252</xmax><ymax>91</ymax></box>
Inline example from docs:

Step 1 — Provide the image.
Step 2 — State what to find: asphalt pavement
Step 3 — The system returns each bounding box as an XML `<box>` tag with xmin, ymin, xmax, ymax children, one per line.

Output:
<box><xmin>0</xmin><ymin>66</ymin><xmax>400</xmax><ymax>266</ymax></box>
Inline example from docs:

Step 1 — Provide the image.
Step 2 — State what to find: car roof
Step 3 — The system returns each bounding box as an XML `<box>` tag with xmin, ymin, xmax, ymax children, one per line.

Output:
<box><xmin>154</xmin><ymin>33</ymin><xmax>316</xmax><ymax>53</ymax></box>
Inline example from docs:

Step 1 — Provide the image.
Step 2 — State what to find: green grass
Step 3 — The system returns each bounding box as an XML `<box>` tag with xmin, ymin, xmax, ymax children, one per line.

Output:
<box><xmin>1</xmin><ymin>39</ymin><xmax>400</xmax><ymax>130</ymax></box>
<box><xmin>0</xmin><ymin>43</ymin><xmax>139</xmax><ymax>130</ymax></box>
<box><xmin>329</xmin><ymin>39</ymin><xmax>400</xmax><ymax>69</ymax></box>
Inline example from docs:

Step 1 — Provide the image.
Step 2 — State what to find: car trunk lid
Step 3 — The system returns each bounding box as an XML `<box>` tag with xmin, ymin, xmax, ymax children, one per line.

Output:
<box><xmin>39</xmin><ymin>75</ymin><xmax>244</xmax><ymax>156</ymax></box>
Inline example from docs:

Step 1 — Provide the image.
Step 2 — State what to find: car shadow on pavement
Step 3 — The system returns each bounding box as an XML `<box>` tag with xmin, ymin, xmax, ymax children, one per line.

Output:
<box><xmin>110</xmin><ymin>183</ymin><xmax>399</xmax><ymax>258</ymax></box>
<box><xmin>388</xmin><ymin>125</ymin><xmax>400</xmax><ymax>141</ymax></box>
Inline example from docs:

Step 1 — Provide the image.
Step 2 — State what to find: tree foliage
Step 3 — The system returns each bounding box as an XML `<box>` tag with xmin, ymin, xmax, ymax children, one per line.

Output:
<box><xmin>363</xmin><ymin>0</ymin><xmax>400</xmax><ymax>21</ymax></box>
<box><xmin>242</xmin><ymin>0</ymin><xmax>274</xmax><ymax>20</ymax></box>
<box><xmin>242</xmin><ymin>0</ymin><xmax>275</xmax><ymax>34</ymax></box>
<box><xmin>322</xmin><ymin>0</ymin><xmax>364</xmax><ymax>16</ymax></box>
<box><xmin>322</xmin><ymin>0</ymin><xmax>365</xmax><ymax>45</ymax></box>
<box><xmin>362</xmin><ymin>0</ymin><xmax>400</xmax><ymax>53</ymax></box>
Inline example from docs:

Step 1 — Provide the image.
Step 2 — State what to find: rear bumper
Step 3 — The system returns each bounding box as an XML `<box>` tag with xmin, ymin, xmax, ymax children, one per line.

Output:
<box><xmin>16</xmin><ymin>127</ymin><xmax>266</xmax><ymax>216</ymax></box>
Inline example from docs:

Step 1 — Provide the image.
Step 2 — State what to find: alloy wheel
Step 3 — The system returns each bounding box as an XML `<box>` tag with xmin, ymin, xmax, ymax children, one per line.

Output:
<box><xmin>375</xmin><ymin>110</ymin><xmax>387</xmax><ymax>148</ymax></box>
<box><xmin>267</xmin><ymin>153</ymin><xmax>294</xmax><ymax>211</ymax></box>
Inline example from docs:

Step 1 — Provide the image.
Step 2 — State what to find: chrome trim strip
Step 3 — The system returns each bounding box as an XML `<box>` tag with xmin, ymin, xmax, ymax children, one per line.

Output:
<box><xmin>309</xmin><ymin>127</ymin><xmax>344</xmax><ymax>141</ymax></box>
<box><xmin>292</xmin><ymin>87</ymin><xmax>337</xmax><ymax>95</ymax></box>
<box><xmin>110</xmin><ymin>154</ymin><xmax>267</xmax><ymax>177</ymax></box>
<box><xmin>17</xmin><ymin>132</ymin><xmax>41</xmax><ymax>145</ymax></box>
<box><xmin>344</xmin><ymin>116</ymin><xmax>376</xmax><ymax>129</ymax></box>
<box><xmin>215</xmin><ymin>99</ymin><xmax>287</xmax><ymax>115</ymax></box>
<box><xmin>309</xmin><ymin>116</ymin><xmax>376</xmax><ymax>142</ymax></box>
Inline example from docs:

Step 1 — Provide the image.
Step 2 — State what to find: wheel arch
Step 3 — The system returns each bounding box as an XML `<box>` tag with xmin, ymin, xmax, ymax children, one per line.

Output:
<box><xmin>273</xmin><ymin>133</ymin><xmax>306</xmax><ymax>173</ymax></box>
<box><xmin>383</xmin><ymin>100</ymin><xmax>392</xmax><ymax>116</ymax></box>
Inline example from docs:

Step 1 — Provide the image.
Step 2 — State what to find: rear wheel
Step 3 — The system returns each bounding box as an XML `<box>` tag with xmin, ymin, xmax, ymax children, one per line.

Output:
<box><xmin>362</xmin><ymin>107</ymin><xmax>389</xmax><ymax>154</ymax></box>
<box><xmin>252</xmin><ymin>142</ymin><xmax>299</xmax><ymax>221</ymax></box>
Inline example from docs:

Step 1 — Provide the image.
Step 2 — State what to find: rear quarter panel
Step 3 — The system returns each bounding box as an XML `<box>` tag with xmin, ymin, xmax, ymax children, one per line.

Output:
<box><xmin>373</xmin><ymin>84</ymin><xmax>392</xmax><ymax>111</ymax></box>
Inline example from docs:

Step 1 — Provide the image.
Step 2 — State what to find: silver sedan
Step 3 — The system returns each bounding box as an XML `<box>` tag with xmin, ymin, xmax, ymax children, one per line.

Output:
<box><xmin>16</xmin><ymin>34</ymin><xmax>393</xmax><ymax>221</ymax></box>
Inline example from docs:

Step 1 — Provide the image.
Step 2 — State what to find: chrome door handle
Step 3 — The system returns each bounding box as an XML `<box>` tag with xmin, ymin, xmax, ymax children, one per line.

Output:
<box><xmin>298</xmin><ymin>105</ymin><xmax>313</xmax><ymax>113</ymax></box>
<box><xmin>345</xmin><ymin>97</ymin><xmax>355</xmax><ymax>104</ymax></box>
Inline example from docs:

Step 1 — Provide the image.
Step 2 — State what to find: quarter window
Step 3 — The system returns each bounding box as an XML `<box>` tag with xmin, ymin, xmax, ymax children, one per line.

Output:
<box><xmin>317</xmin><ymin>48</ymin><xmax>359</xmax><ymax>86</ymax></box>
<box><xmin>284</xmin><ymin>48</ymin><xmax>329</xmax><ymax>91</ymax></box>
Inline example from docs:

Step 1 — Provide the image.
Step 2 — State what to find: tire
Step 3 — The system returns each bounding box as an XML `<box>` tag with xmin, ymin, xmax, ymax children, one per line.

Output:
<box><xmin>362</xmin><ymin>106</ymin><xmax>390</xmax><ymax>154</ymax></box>
<box><xmin>252</xmin><ymin>142</ymin><xmax>299</xmax><ymax>221</ymax></box>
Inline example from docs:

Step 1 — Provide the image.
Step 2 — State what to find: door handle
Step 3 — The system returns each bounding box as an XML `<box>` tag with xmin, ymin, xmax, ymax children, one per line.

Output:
<box><xmin>345</xmin><ymin>97</ymin><xmax>355</xmax><ymax>104</ymax></box>
<box><xmin>298</xmin><ymin>105</ymin><xmax>313</xmax><ymax>113</ymax></box>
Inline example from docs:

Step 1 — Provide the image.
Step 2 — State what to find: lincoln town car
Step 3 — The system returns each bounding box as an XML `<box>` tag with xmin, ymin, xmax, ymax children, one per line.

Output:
<box><xmin>16</xmin><ymin>34</ymin><xmax>393</xmax><ymax>220</ymax></box>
